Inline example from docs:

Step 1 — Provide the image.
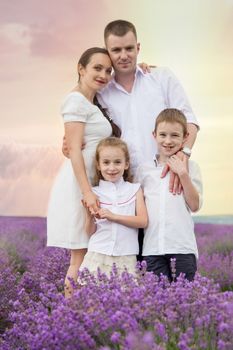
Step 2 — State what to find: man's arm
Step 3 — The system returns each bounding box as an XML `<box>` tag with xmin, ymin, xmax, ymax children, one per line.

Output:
<box><xmin>184</xmin><ymin>123</ymin><xmax>198</xmax><ymax>149</ymax></box>
<box><xmin>159</xmin><ymin>68</ymin><xmax>199</xmax><ymax>193</ymax></box>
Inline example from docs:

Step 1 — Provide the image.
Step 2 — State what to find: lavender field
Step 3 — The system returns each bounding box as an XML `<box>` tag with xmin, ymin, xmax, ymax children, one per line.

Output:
<box><xmin>0</xmin><ymin>216</ymin><xmax>233</xmax><ymax>350</ymax></box>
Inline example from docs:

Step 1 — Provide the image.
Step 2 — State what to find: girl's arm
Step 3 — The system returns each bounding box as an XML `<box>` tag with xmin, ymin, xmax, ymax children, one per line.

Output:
<box><xmin>85</xmin><ymin>207</ymin><xmax>97</xmax><ymax>235</ymax></box>
<box><xmin>97</xmin><ymin>188</ymin><xmax>148</xmax><ymax>228</ymax></box>
<box><xmin>64</xmin><ymin>122</ymin><xmax>99</xmax><ymax>212</ymax></box>
<box><xmin>167</xmin><ymin>155</ymin><xmax>199</xmax><ymax>212</ymax></box>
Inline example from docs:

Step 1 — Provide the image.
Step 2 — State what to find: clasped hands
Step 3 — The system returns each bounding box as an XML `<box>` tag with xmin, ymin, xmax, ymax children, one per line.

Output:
<box><xmin>82</xmin><ymin>191</ymin><xmax>114</xmax><ymax>220</ymax></box>
<box><xmin>162</xmin><ymin>150</ymin><xmax>189</xmax><ymax>194</ymax></box>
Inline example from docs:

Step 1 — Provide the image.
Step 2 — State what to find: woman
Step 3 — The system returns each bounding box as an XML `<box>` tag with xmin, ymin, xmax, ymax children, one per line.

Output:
<box><xmin>47</xmin><ymin>47</ymin><xmax>117</xmax><ymax>297</ymax></box>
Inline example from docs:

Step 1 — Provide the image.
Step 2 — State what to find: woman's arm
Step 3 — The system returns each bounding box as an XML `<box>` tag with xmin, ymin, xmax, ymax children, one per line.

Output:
<box><xmin>96</xmin><ymin>188</ymin><xmax>148</xmax><ymax>228</ymax></box>
<box><xmin>167</xmin><ymin>155</ymin><xmax>199</xmax><ymax>212</ymax></box>
<box><xmin>64</xmin><ymin>122</ymin><xmax>99</xmax><ymax>212</ymax></box>
<box><xmin>84</xmin><ymin>207</ymin><xmax>97</xmax><ymax>235</ymax></box>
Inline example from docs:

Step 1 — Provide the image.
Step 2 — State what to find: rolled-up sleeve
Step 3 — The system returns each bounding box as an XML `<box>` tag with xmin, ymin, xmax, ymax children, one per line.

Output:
<box><xmin>189</xmin><ymin>161</ymin><xmax>203</xmax><ymax>210</ymax></box>
<box><xmin>156</xmin><ymin>67</ymin><xmax>199</xmax><ymax>129</ymax></box>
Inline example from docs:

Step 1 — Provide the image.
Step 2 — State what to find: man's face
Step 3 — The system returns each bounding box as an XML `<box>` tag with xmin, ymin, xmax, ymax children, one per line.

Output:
<box><xmin>105</xmin><ymin>31</ymin><xmax>140</xmax><ymax>75</ymax></box>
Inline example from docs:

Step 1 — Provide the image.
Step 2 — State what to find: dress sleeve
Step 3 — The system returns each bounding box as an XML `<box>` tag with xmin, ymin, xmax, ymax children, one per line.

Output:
<box><xmin>61</xmin><ymin>94</ymin><xmax>90</xmax><ymax>123</ymax></box>
<box><xmin>189</xmin><ymin>161</ymin><xmax>203</xmax><ymax>210</ymax></box>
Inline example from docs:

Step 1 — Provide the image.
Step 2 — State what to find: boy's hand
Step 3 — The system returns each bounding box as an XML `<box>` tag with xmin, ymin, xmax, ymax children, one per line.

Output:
<box><xmin>167</xmin><ymin>152</ymin><xmax>189</xmax><ymax>194</ymax></box>
<box><xmin>167</xmin><ymin>154</ymin><xmax>187</xmax><ymax>176</ymax></box>
<box><xmin>161</xmin><ymin>151</ymin><xmax>189</xmax><ymax>194</ymax></box>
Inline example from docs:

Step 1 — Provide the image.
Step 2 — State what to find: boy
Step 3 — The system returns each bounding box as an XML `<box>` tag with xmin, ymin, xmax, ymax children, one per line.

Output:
<box><xmin>136</xmin><ymin>108</ymin><xmax>203</xmax><ymax>281</ymax></box>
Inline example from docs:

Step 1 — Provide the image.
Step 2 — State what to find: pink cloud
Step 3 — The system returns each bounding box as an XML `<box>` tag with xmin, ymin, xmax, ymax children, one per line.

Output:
<box><xmin>0</xmin><ymin>143</ymin><xmax>64</xmax><ymax>216</ymax></box>
<box><xmin>0</xmin><ymin>0</ymin><xmax>107</xmax><ymax>57</ymax></box>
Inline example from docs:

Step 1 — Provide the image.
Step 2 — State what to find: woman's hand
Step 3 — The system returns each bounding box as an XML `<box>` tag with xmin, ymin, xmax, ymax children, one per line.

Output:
<box><xmin>82</xmin><ymin>190</ymin><xmax>100</xmax><ymax>214</ymax></box>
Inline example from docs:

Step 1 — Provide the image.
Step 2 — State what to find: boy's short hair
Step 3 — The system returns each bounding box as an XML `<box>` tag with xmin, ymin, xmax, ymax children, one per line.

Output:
<box><xmin>104</xmin><ymin>20</ymin><xmax>137</xmax><ymax>43</ymax></box>
<box><xmin>154</xmin><ymin>108</ymin><xmax>188</xmax><ymax>136</ymax></box>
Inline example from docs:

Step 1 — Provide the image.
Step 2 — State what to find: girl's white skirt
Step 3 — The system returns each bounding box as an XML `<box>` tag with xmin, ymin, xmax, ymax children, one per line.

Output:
<box><xmin>80</xmin><ymin>251</ymin><xmax>137</xmax><ymax>276</ymax></box>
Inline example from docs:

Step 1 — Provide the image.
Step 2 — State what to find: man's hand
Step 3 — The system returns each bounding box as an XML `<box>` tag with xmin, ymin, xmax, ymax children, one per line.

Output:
<box><xmin>62</xmin><ymin>136</ymin><xmax>70</xmax><ymax>158</ymax></box>
<box><xmin>62</xmin><ymin>135</ymin><xmax>86</xmax><ymax>158</ymax></box>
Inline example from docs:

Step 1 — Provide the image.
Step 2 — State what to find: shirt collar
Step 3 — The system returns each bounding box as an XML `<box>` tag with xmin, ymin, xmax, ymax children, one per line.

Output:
<box><xmin>110</xmin><ymin>65</ymin><xmax>145</xmax><ymax>89</ymax></box>
<box><xmin>99</xmin><ymin>177</ymin><xmax>125</xmax><ymax>189</ymax></box>
<box><xmin>153</xmin><ymin>154</ymin><xmax>165</xmax><ymax>168</ymax></box>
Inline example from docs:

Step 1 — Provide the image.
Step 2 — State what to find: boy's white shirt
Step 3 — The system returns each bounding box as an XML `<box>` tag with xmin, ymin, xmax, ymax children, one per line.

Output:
<box><xmin>135</xmin><ymin>159</ymin><xmax>203</xmax><ymax>259</ymax></box>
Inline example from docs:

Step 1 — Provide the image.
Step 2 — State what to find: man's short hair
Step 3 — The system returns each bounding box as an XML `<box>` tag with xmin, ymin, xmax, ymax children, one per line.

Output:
<box><xmin>104</xmin><ymin>20</ymin><xmax>137</xmax><ymax>43</ymax></box>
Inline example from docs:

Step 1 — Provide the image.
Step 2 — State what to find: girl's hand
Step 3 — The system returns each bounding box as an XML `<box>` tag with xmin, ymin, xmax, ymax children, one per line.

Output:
<box><xmin>82</xmin><ymin>190</ymin><xmax>100</xmax><ymax>214</ymax></box>
<box><xmin>95</xmin><ymin>208</ymin><xmax>116</xmax><ymax>221</ymax></box>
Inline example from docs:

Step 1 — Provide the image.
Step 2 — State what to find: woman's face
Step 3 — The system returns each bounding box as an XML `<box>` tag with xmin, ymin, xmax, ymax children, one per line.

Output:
<box><xmin>79</xmin><ymin>53</ymin><xmax>112</xmax><ymax>91</ymax></box>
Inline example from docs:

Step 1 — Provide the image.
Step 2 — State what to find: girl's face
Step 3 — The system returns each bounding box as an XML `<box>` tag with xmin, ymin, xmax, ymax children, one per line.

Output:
<box><xmin>97</xmin><ymin>146</ymin><xmax>129</xmax><ymax>183</ymax></box>
<box><xmin>78</xmin><ymin>53</ymin><xmax>112</xmax><ymax>92</ymax></box>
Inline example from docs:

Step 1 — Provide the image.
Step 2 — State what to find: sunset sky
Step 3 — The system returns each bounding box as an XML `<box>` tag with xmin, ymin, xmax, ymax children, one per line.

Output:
<box><xmin>0</xmin><ymin>0</ymin><xmax>233</xmax><ymax>216</ymax></box>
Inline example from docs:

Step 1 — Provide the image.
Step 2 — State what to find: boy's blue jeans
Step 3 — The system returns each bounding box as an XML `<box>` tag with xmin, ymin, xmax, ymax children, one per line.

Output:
<box><xmin>143</xmin><ymin>254</ymin><xmax>197</xmax><ymax>282</ymax></box>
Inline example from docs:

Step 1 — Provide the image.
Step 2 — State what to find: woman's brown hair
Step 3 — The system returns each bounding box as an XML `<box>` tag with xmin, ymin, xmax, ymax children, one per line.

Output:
<box><xmin>78</xmin><ymin>47</ymin><xmax>121</xmax><ymax>138</ymax></box>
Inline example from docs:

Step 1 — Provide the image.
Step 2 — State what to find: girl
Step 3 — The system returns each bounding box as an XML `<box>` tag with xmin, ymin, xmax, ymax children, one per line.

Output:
<box><xmin>47</xmin><ymin>48</ymin><xmax>120</xmax><ymax>297</ymax></box>
<box><xmin>80</xmin><ymin>137</ymin><xmax>148</xmax><ymax>276</ymax></box>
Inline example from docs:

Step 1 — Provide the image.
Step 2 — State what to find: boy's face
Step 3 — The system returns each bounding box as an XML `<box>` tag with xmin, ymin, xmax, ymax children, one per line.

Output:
<box><xmin>105</xmin><ymin>31</ymin><xmax>140</xmax><ymax>76</ymax></box>
<box><xmin>153</xmin><ymin>121</ymin><xmax>187</xmax><ymax>160</ymax></box>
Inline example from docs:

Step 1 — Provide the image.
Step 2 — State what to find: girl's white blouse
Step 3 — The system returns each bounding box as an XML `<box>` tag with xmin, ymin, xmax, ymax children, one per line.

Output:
<box><xmin>87</xmin><ymin>178</ymin><xmax>140</xmax><ymax>256</ymax></box>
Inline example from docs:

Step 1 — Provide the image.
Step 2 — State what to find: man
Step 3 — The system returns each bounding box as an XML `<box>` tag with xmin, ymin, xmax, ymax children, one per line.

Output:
<box><xmin>98</xmin><ymin>20</ymin><xmax>198</xmax><ymax>186</ymax></box>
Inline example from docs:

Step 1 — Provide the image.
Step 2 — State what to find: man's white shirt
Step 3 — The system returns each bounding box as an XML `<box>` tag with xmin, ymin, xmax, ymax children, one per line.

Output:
<box><xmin>98</xmin><ymin>66</ymin><xmax>199</xmax><ymax>173</ymax></box>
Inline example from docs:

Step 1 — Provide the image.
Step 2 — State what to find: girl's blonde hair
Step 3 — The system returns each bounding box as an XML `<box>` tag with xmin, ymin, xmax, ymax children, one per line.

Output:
<box><xmin>93</xmin><ymin>137</ymin><xmax>133</xmax><ymax>185</ymax></box>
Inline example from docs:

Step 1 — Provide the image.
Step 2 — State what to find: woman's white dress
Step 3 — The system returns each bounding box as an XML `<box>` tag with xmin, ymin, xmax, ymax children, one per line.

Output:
<box><xmin>47</xmin><ymin>92</ymin><xmax>112</xmax><ymax>249</ymax></box>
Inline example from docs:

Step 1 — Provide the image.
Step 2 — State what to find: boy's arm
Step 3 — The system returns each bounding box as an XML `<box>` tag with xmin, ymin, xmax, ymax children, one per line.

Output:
<box><xmin>96</xmin><ymin>188</ymin><xmax>148</xmax><ymax>229</ymax></box>
<box><xmin>167</xmin><ymin>156</ymin><xmax>200</xmax><ymax>212</ymax></box>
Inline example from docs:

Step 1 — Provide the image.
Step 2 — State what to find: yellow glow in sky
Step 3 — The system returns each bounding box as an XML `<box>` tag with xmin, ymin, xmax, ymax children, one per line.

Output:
<box><xmin>0</xmin><ymin>0</ymin><xmax>232</xmax><ymax>216</ymax></box>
